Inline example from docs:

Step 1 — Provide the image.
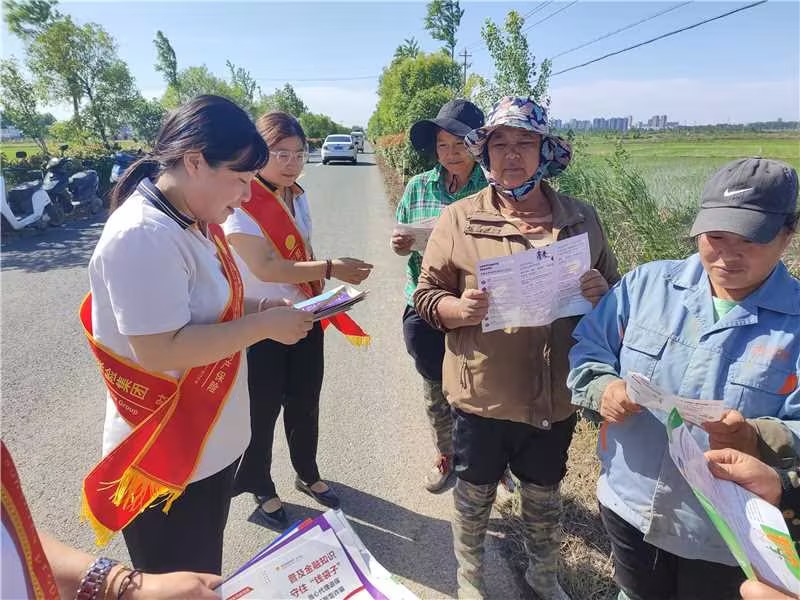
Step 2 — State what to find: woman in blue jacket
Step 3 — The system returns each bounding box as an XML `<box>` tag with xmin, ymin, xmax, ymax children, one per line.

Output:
<box><xmin>568</xmin><ymin>157</ymin><xmax>799</xmax><ymax>600</ymax></box>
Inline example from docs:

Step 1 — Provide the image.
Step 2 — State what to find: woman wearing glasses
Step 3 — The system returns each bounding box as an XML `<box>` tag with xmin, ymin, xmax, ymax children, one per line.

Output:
<box><xmin>222</xmin><ymin>112</ymin><xmax>373</xmax><ymax>528</ymax></box>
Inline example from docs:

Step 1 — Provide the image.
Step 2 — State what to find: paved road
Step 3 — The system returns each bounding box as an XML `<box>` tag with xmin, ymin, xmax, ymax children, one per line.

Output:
<box><xmin>1</xmin><ymin>147</ymin><xmax>523</xmax><ymax>599</ymax></box>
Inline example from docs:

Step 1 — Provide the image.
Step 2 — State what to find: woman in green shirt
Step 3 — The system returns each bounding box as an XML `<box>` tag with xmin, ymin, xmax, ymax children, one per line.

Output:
<box><xmin>390</xmin><ymin>99</ymin><xmax>487</xmax><ymax>492</ymax></box>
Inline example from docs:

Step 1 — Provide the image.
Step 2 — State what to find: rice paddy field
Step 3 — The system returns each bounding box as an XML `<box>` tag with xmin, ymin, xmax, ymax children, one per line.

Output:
<box><xmin>0</xmin><ymin>141</ymin><xmax>47</xmax><ymax>161</ymax></box>
<box><xmin>579</xmin><ymin>132</ymin><xmax>800</xmax><ymax>208</ymax></box>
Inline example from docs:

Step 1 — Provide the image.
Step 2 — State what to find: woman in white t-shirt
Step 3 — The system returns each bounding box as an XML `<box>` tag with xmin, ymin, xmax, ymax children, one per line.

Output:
<box><xmin>223</xmin><ymin>112</ymin><xmax>372</xmax><ymax>529</ymax></box>
<box><xmin>85</xmin><ymin>96</ymin><xmax>313</xmax><ymax>575</ymax></box>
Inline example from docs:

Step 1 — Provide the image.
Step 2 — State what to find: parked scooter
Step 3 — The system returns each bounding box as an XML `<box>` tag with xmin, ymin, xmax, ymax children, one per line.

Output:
<box><xmin>1</xmin><ymin>152</ymin><xmax>65</xmax><ymax>232</ymax></box>
<box><xmin>110</xmin><ymin>149</ymin><xmax>141</xmax><ymax>185</ymax></box>
<box><xmin>43</xmin><ymin>144</ymin><xmax>103</xmax><ymax>216</ymax></box>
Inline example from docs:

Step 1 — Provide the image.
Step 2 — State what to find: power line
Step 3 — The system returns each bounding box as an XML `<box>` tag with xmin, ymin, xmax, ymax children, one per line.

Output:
<box><xmin>463</xmin><ymin>2</ymin><xmax>554</xmax><ymax>50</ymax></box>
<box><xmin>470</xmin><ymin>1</ymin><xmax>578</xmax><ymax>56</ymax></box>
<box><xmin>552</xmin><ymin>0</ymin><xmax>767</xmax><ymax>77</ymax></box>
<box><xmin>521</xmin><ymin>0</ymin><xmax>579</xmax><ymax>34</ymax></box>
<box><xmin>521</xmin><ymin>1</ymin><xmax>555</xmax><ymax>20</ymax></box>
<box><xmin>550</xmin><ymin>1</ymin><xmax>693</xmax><ymax>60</ymax></box>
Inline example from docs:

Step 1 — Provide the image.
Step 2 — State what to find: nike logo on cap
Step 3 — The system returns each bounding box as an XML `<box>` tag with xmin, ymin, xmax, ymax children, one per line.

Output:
<box><xmin>723</xmin><ymin>187</ymin><xmax>753</xmax><ymax>197</ymax></box>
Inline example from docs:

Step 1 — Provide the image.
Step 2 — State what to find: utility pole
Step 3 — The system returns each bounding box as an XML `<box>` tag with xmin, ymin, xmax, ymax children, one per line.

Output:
<box><xmin>460</xmin><ymin>48</ymin><xmax>471</xmax><ymax>94</ymax></box>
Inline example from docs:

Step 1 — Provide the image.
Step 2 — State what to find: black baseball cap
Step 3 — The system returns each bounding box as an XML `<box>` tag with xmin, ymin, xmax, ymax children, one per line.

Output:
<box><xmin>409</xmin><ymin>99</ymin><xmax>485</xmax><ymax>154</ymax></box>
<box><xmin>690</xmin><ymin>157</ymin><xmax>798</xmax><ymax>243</ymax></box>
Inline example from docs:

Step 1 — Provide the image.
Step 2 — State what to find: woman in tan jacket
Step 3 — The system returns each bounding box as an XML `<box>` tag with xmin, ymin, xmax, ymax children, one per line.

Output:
<box><xmin>414</xmin><ymin>96</ymin><xmax>620</xmax><ymax>599</ymax></box>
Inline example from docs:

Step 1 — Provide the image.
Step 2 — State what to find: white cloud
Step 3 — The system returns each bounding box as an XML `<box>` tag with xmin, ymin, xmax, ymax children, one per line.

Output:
<box><xmin>549</xmin><ymin>78</ymin><xmax>800</xmax><ymax>124</ymax></box>
<box><xmin>295</xmin><ymin>85</ymin><xmax>378</xmax><ymax>128</ymax></box>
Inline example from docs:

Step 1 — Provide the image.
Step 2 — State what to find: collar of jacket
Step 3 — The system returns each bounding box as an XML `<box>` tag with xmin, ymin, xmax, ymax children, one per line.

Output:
<box><xmin>463</xmin><ymin>180</ymin><xmax>586</xmax><ymax>239</ymax></box>
<box><xmin>666</xmin><ymin>253</ymin><xmax>800</xmax><ymax>316</ymax></box>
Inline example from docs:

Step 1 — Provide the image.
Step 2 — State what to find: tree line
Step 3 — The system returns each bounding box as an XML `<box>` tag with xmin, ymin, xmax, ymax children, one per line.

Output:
<box><xmin>0</xmin><ymin>0</ymin><xmax>351</xmax><ymax>155</ymax></box>
<box><xmin>368</xmin><ymin>1</ymin><xmax>551</xmax><ymax>139</ymax></box>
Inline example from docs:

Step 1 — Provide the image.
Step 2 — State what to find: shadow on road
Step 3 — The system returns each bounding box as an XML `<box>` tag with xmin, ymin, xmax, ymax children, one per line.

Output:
<box><xmin>246</xmin><ymin>482</ymin><xmax>458</xmax><ymax>597</ymax></box>
<box><xmin>1</xmin><ymin>214</ymin><xmax>106</xmax><ymax>273</ymax></box>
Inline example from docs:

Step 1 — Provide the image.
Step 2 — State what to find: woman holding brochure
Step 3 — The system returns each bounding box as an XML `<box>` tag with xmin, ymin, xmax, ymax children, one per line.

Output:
<box><xmin>83</xmin><ymin>95</ymin><xmax>313</xmax><ymax>576</ymax></box>
<box><xmin>391</xmin><ymin>98</ymin><xmax>487</xmax><ymax>492</ymax></box>
<box><xmin>413</xmin><ymin>96</ymin><xmax>619</xmax><ymax>599</ymax></box>
<box><xmin>223</xmin><ymin>112</ymin><xmax>373</xmax><ymax>529</ymax></box>
<box><xmin>568</xmin><ymin>157</ymin><xmax>800</xmax><ymax>600</ymax></box>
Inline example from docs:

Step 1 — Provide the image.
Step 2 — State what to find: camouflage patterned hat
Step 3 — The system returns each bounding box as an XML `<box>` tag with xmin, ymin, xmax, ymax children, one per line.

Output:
<box><xmin>465</xmin><ymin>96</ymin><xmax>571</xmax><ymax>200</ymax></box>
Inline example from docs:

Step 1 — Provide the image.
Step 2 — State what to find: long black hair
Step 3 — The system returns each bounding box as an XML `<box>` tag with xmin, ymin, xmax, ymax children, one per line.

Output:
<box><xmin>111</xmin><ymin>95</ymin><xmax>269</xmax><ymax>209</ymax></box>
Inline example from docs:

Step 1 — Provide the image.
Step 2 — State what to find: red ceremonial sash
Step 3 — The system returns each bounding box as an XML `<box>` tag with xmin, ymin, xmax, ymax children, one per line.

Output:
<box><xmin>80</xmin><ymin>224</ymin><xmax>244</xmax><ymax>546</ymax></box>
<box><xmin>242</xmin><ymin>177</ymin><xmax>370</xmax><ymax>347</ymax></box>
<box><xmin>1</xmin><ymin>442</ymin><xmax>59</xmax><ymax>600</ymax></box>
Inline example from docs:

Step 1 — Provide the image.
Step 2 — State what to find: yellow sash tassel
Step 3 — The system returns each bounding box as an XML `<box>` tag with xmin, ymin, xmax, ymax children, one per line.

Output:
<box><xmin>344</xmin><ymin>334</ymin><xmax>371</xmax><ymax>348</ymax></box>
<box><xmin>80</xmin><ymin>467</ymin><xmax>183</xmax><ymax>547</ymax></box>
<box><xmin>80</xmin><ymin>492</ymin><xmax>116</xmax><ymax>548</ymax></box>
<box><xmin>111</xmin><ymin>467</ymin><xmax>183</xmax><ymax>514</ymax></box>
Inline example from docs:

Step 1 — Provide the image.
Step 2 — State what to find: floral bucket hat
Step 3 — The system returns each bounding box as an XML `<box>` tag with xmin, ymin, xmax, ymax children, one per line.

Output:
<box><xmin>465</xmin><ymin>96</ymin><xmax>572</xmax><ymax>200</ymax></box>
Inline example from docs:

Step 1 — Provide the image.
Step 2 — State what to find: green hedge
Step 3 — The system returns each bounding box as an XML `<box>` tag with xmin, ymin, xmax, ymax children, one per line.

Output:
<box><xmin>374</xmin><ymin>133</ymin><xmax>435</xmax><ymax>183</ymax></box>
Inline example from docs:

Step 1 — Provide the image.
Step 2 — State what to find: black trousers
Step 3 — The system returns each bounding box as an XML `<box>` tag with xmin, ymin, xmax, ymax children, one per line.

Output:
<box><xmin>599</xmin><ymin>504</ymin><xmax>745</xmax><ymax>600</ymax></box>
<box><xmin>233</xmin><ymin>322</ymin><xmax>324</xmax><ymax>499</ymax></box>
<box><xmin>122</xmin><ymin>461</ymin><xmax>237</xmax><ymax>575</ymax></box>
<box><xmin>402</xmin><ymin>304</ymin><xmax>445</xmax><ymax>382</ymax></box>
<box><xmin>453</xmin><ymin>408</ymin><xmax>577</xmax><ymax>486</ymax></box>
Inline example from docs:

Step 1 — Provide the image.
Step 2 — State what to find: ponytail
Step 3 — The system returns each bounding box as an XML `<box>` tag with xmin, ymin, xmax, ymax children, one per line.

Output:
<box><xmin>110</xmin><ymin>157</ymin><xmax>160</xmax><ymax>210</ymax></box>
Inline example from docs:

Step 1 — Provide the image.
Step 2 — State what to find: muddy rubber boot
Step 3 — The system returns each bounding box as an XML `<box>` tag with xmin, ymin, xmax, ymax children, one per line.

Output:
<box><xmin>422</xmin><ymin>378</ymin><xmax>454</xmax><ymax>492</ymax></box>
<box><xmin>520</xmin><ymin>481</ymin><xmax>571</xmax><ymax>600</ymax></box>
<box><xmin>452</xmin><ymin>478</ymin><xmax>497</xmax><ymax>599</ymax></box>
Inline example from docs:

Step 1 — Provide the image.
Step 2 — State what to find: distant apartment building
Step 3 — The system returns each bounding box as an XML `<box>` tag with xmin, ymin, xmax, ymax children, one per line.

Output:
<box><xmin>581</xmin><ymin>116</ymin><xmax>630</xmax><ymax>132</ymax></box>
<box><xmin>647</xmin><ymin>114</ymin><xmax>669</xmax><ymax>129</ymax></box>
<box><xmin>609</xmin><ymin>117</ymin><xmax>629</xmax><ymax>132</ymax></box>
<box><xmin>567</xmin><ymin>119</ymin><xmax>591</xmax><ymax>131</ymax></box>
<box><xmin>556</xmin><ymin>113</ymin><xmax>680</xmax><ymax>133</ymax></box>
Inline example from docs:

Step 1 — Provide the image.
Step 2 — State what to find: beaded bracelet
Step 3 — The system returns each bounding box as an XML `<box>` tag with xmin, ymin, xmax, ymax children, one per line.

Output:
<box><xmin>116</xmin><ymin>569</ymin><xmax>142</xmax><ymax>600</ymax></box>
<box><xmin>325</xmin><ymin>259</ymin><xmax>333</xmax><ymax>280</ymax></box>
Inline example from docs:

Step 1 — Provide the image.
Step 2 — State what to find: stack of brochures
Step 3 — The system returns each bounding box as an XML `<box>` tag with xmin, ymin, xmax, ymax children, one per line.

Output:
<box><xmin>217</xmin><ymin>509</ymin><xmax>417</xmax><ymax>600</ymax></box>
<box><xmin>294</xmin><ymin>285</ymin><xmax>368</xmax><ymax>322</ymax></box>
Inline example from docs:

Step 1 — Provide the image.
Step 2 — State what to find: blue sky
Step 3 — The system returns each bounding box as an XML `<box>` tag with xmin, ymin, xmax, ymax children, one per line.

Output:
<box><xmin>2</xmin><ymin>1</ymin><xmax>798</xmax><ymax>126</ymax></box>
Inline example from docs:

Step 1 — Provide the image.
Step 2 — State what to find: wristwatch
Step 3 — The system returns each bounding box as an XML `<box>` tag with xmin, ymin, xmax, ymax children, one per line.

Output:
<box><xmin>777</xmin><ymin>466</ymin><xmax>800</xmax><ymax>494</ymax></box>
<box><xmin>75</xmin><ymin>556</ymin><xmax>119</xmax><ymax>600</ymax></box>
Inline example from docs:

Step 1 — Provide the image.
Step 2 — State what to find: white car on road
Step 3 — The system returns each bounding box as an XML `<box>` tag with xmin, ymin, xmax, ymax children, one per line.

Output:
<box><xmin>321</xmin><ymin>134</ymin><xmax>358</xmax><ymax>165</ymax></box>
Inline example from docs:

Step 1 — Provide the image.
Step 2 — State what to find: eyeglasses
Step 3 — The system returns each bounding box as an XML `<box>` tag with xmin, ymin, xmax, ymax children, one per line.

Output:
<box><xmin>270</xmin><ymin>150</ymin><xmax>309</xmax><ymax>165</ymax></box>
